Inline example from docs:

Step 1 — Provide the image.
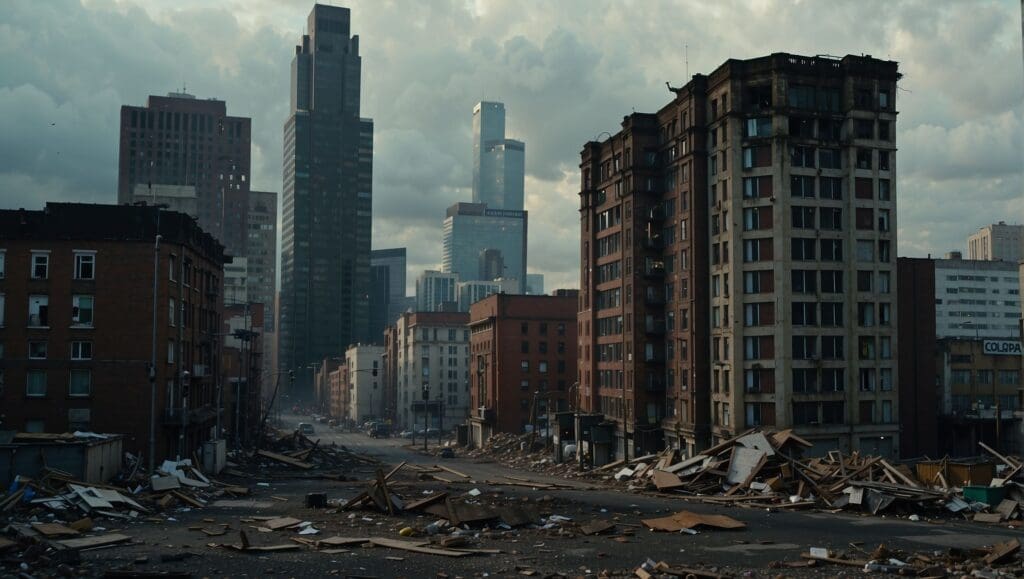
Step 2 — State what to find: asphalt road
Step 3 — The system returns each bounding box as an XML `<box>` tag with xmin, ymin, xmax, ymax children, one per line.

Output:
<box><xmin>54</xmin><ymin>416</ymin><xmax>1023</xmax><ymax>578</ymax></box>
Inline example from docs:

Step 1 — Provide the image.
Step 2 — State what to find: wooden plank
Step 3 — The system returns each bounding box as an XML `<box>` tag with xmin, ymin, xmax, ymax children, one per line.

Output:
<box><xmin>879</xmin><ymin>459</ymin><xmax>921</xmax><ymax>488</ymax></box>
<box><xmin>384</xmin><ymin>461</ymin><xmax>407</xmax><ymax>482</ymax></box>
<box><xmin>376</xmin><ymin>469</ymin><xmax>395</xmax><ymax>515</ymax></box>
<box><xmin>369</xmin><ymin>537</ymin><xmax>472</xmax><ymax>557</ymax></box>
<box><xmin>170</xmin><ymin>490</ymin><xmax>204</xmax><ymax>508</ymax></box>
<box><xmin>404</xmin><ymin>492</ymin><xmax>449</xmax><ymax>512</ymax></box>
<box><xmin>256</xmin><ymin>449</ymin><xmax>314</xmax><ymax>470</ymax></box>
<box><xmin>984</xmin><ymin>539</ymin><xmax>1020</xmax><ymax>565</ymax></box>
<box><xmin>57</xmin><ymin>533</ymin><xmax>131</xmax><ymax>550</ymax></box>
<box><xmin>265</xmin><ymin>517</ymin><xmax>302</xmax><ymax>530</ymax></box>
<box><xmin>434</xmin><ymin>464</ymin><xmax>470</xmax><ymax>479</ymax></box>
<box><xmin>31</xmin><ymin>522</ymin><xmax>79</xmax><ymax>537</ymax></box>
<box><xmin>317</xmin><ymin>536</ymin><xmax>370</xmax><ymax>547</ymax></box>
<box><xmin>979</xmin><ymin>442</ymin><xmax>1023</xmax><ymax>469</ymax></box>
<box><xmin>800</xmin><ymin>553</ymin><xmax>867</xmax><ymax>567</ymax></box>
<box><xmin>652</xmin><ymin>470</ymin><xmax>686</xmax><ymax>491</ymax></box>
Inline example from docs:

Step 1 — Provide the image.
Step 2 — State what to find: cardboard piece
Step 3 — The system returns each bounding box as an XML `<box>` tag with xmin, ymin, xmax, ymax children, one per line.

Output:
<box><xmin>57</xmin><ymin>533</ymin><xmax>132</xmax><ymax>550</ymax></box>
<box><xmin>642</xmin><ymin>510</ymin><xmax>746</xmax><ymax>532</ymax></box>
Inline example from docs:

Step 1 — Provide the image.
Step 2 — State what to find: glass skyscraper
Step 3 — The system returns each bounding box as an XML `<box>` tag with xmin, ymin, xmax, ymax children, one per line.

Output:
<box><xmin>472</xmin><ymin>101</ymin><xmax>524</xmax><ymax>211</ymax></box>
<box><xmin>442</xmin><ymin>202</ymin><xmax>527</xmax><ymax>292</ymax></box>
<box><xmin>280</xmin><ymin>4</ymin><xmax>373</xmax><ymax>399</ymax></box>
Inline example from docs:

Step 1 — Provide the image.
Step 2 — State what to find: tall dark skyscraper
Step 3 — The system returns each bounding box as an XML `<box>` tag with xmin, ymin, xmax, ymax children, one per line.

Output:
<box><xmin>369</xmin><ymin>248</ymin><xmax>408</xmax><ymax>341</ymax></box>
<box><xmin>117</xmin><ymin>93</ymin><xmax>251</xmax><ymax>257</ymax></box>
<box><xmin>280</xmin><ymin>4</ymin><xmax>373</xmax><ymax>398</ymax></box>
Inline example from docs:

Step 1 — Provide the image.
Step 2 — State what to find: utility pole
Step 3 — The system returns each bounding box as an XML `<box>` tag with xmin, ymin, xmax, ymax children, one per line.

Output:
<box><xmin>422</xmin><ymin>384</ymin><xmax>429</xmax><ymax>451</ymax></box>
<box><xmin>148</xmin><ymin>210</ymin><xmax>162</xmax><ymax>474</ymax></box>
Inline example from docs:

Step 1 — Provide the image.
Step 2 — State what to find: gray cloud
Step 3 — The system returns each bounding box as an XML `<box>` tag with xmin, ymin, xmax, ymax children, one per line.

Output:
<box><xmin>1</xmin><ymin>0</ymin><xmax>1022</xmax><ymax>296</ymax></box>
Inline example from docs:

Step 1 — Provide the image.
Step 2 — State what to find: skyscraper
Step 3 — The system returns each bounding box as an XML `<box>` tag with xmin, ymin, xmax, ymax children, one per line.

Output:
<box><xmin>442</xmin><ymin>202</ymin><xmax>527</xmax><ymax>291</ymax></box>
<box><xmin>118</xmin><ymin>92</ymin><xmax>251</xmax><ymax>257</ymax></box>
<box><xmin>472</xmin><ymin>102</ymin><xmax>525</xmax><ymax>211</ymax></box>
<box><xmin>369</xmin><ymin>248</ymin><xmax>408</xmax><ymax>341</ymax></box>
<box><xmin>280</xmin><ymin>4</ymin><xmax>373</xmax><ymax>399</ymax></box>
<box><xmin>247</xmin><ymin>190</ymin><xmax>278</xmax><ymax>325</ymax></box>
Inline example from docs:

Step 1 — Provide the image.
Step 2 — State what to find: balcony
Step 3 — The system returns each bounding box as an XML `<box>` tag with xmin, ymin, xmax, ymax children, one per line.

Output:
<box><xmin>646</xmin><ymin>376</ymin><xmax>666</xmax><ymax>391</ymax></box>
<box><xmin>643</xmin><ymin>261</ymin><xmax>666</xmax><ymax>279</ymax></box>
<box><xmin>644</xmin><ymin>318</ymin><xmax>666</xmax><ymax>335</ymax></box>
<box><xmin>647</xmin><ymin>205</ymin><xmax>666</xmax><ymax>222</ymax></box>
<box><xmin>643</xmin><ymin>350</ymin><xmax>666</xmax><ymax>364</ymax></box>
<box><xmin>644</xmin><ymin>290</ymin><xmax>665</xmax><ymax>307</ymax></box>
<box><xmin>642</xmin><ymin>236</ymin><xmax>664</xmax><ymax>251</ymax></box>
<box><xmin>476</xmin><ymin>406</ymin><xmax>496</xmax><ymax>423</ymax></box>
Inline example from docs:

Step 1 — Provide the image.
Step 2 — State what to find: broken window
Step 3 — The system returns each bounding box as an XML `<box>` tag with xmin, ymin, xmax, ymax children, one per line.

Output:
<box><xmin>72</xmin><ymin>295</ymin><xmax>94</xmax><ymax>327</ymax></box>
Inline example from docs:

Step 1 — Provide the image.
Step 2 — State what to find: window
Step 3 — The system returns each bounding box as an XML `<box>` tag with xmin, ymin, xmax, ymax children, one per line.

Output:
<box><xmin>71</xmin><ymin>341</ymin><xmax>92</xmax><ymax>360</ymax></box>
<box><xmin>792</xmin><ymin>302</ymin><xmax>817</xmax><ymax>326</ymax></box>
<box><xmin>0</xmin><ymin>293</ymin><xmax>4</xmax><ymax>326</ymax></box>
<box><xmin>822</xmin><ymin>336</ymin><xmax>844</xmax><ymax>360</ymax></box>
<box><xmin>792</xmin><ymin>270</ymin><xmax>816</xmax><ymax>293</ymax></box>
<box><xmin>792</xmin><ymin>206</ymin><xmax>815</xmax><ymax>228</ymax></box>
<box><xmin>821</xmin><ymin>302</ymin><xmax>843</xmax><ymax>326</ymax></box>
<box><xmin>857</xmin><ymin>270</ymin><xmax>873</xmax><ymax>292</ymax></box>
<box><xmin>879</xmin><ymin>151</ymin><xmax>890</xmax><ymax>171</ymax></box>
<box><xmin>744</xmin><ymin>270</ymin><xmax>773</xmax><ymax>294</ymax></box>
<box><xmin>999</xmin><ymin>370</ymin><xmax>1020</xmax><ymax>385</ymax></box>
<box><xmin>744</xmin><ymin>302</ymin><xmax>774</xmax><ymax>326</ymax></box>
<box><xmin>520</xmin><ymin>379</ymin><xmax>529</xmax><ymax>391</ymax></box>
<box><xmin>856</xmin><ymin>240</ymin><xmax>874</xmax><ymax>262</ymax></box>
<box><xmin>856</xmin><ymin>208</ymin><xmax>875</xmax><ymax>230</ymax></box>
<box><xmin>169</xmin><ymin>298</ymin><xmax>176</xmax><ymax>326</ymax></box>
<box><xmin>790</xmin><ymin>145</ymin><xmax>815</xmax><ymax>167</ymax></box>
<box><xmin>951</xmin><ymin>370</ymin><xmax>970</xmax><ymax>384</ymax></box>
<box><xmin>819</xmin><ymin>148</ymin><xmax>842</xmax><ymax>169</ymax></box>
<box><xmin>859</xmin><ymin>401</ymin><xmax>875</xmax><ymax>424</ymax></box>
<box><xmin>822</xmin><ymin>401</ymin><xmax>844</xmax><ymax>424</ymax></box>
<box><xmin>792</xmin><ymin>335</ymin><xmax>816</xmax><ymax>359</ymax></box>
<box><xmin>521</xmin><ymin>341</ymin><xmax>529</xmax><ymax>354</ymax></box>
<box><xmin>820</xmin><ymin>177</ymin><xmax>843</xmax><ymax>200</ymax></box>
<box><xmin>745</xmin><ymin>117</ymin><xmax>771</xmax><ymax>137</ymax></box>
<box><xmin>743</xmin><ymin>176</ymin><xmax>772</xmax><ymax>198</ymax></box>
<box><xmin>787</xmin><ymin>85</ymin><xmax>815</xmax><ymax>108</ymax></box>
<box><xmin>539</xmin><ymin>341</ymin><xmax>548</xmax><ymax>354</ymax></box>
<box><xmin>539</xmin><ymin>361</ymin><xmax>548</xmax><ymax>374</ymax></box>
<box><xmin>72</xmin><ymin>295</ymin><xmax>94</xmax><ymax>327</ymax></box>
<box><xmin>791</xmin><ymin>175</ymin><xmax>815</xmax><ymax>198</ymax></box>
<box><xmin>820</xmin><ymin>207</ymin><xmax>842</xmax><ymax>230</ymax></box>
<box><xmin>29</xmin><ymin>341</ymin><xmax>47</xmax><ymax>359</ymax></box>
<box><xmin>0</xmin><ymin>250</ymin><xmax>5</xmax><ymax>278</ymax></box>
<box><xmin>855</xmin><ymin>177</ymin><xmax>874</xmax><ymax>199</ymax></box>
<box><xmin>168</xmin><ymin>341</ymin><xmax>175</xmax><ymax>364</ymax></box>
<box><xmin>28</xmin><ymin>295</ymin><xmax>49</xmax><ymax>327</ymax></box>
<box><xmin>857</xmin><ymin>303</ymin><xmax>875</xmax><ymax>327</ymax></box>
<box><xmin>793</xmin><ymin>369</ymin><xmax>818</xmax><ymax>393</ymax></box>
<box><xmin>859</xmin><ymin>368</ymin><xmax>876</xmax><ymax>391</ymax></box>
<box><xmin>74</xmin><ymin>252</ymin><xmax>95</xmax><ymax>280</ymax></box>
<box><xmin>880</xmin><ymin>337</ymin><xmax>892</xmax><ymax>359</ymax></box>
<box><xmin>742</xmin><ymin>146</ymin><xmax>770</xmax><ymax>168</ymax></box>
<box><xmin>856</xmin><ymin>149</ymin><xmax>872</xmax><ymax>170</ymax></box>
<box><xmin>793</xmin><ymin>402</ymin><xmax>817</xmax><ymax>426</ymax></box>
<box><xmin>69</xmin><ymin>369</ymin><xmax>91</xmax><ymax>397</ymax></box>
<box><xmin>880</xmin><ymin>368</ymin><xmax>893</xmax><ymax>391</ymax></box>
<box><xmin>878</xmin><ymin>179</ymin><xmax>891</xmax><ymax>201</ymax></box>
<box><xmin>878</xmin><ymin>240</ymin><xmax>891</xmax><ymax>262</ymax></box>
<box><xmin>879</xmin><ymin>302</ymin><xmax>892</xmax><ymax>326</ymax></box>
<box><xmin>879</xmin><ymin>89</ymin><xmax>890</xmax><ymax>109</ymax></box>
<box><xmin>791</xmin><ymin>238</ymin><xmax>815</xmax><ymax>260</ymax></box>
<box><xmin>821</xmin><ymin>239</ymin><xmax>843</xmax><ymax>261</ymax></box>
<box><xmin>520</xmin><ymin>360</ymin><xmax>529</xmax><ymax>372</ymax></box>
<box><xmin>742</xmin><ymin>238</ymin><xmax>772</xmax><ymax>262</ymax></box>
<box><xmin>743</xmin><ymin>336</ymin><xmax>773</xmax><ymax>360</ymax></box>
<box><xmin>743</xmin><ymin>207</ymin><xmax>772</xmax><ymax>230</ymax></box>
<box><xmin>26</xmin><ymin>370</ymin><xmax>47</xmax><ymax>397</ymax></box>
<box><xmin>878</xmin><ymin>210</ymin><xmax>890</xmax><ymax>232</ymax></box>
<box><xmin>854</xmin><ymin>119</ymin><xmax>874</xmax><ymax>139</ymax></box>
<box><xmin>821</xmin><ymin>270</ymin><xmax>843</xmax><ymax>293</ymax></box>
<box><xmin>789</xmin><ymin>116</ymin><xmax>814</xmax><ymax>138</ymax></box>
<box><xmin>31</xmin><ymin>252</ymin><xmax>49</xmax><ymax>279</ymax></box>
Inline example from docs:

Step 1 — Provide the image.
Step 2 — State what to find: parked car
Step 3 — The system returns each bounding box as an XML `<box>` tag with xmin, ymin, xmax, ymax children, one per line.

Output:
<box><xmin>399</xmin><ymin>430</ymin><xmax>415</xmax><ymax>439</ymax></box>
<box><xmin>440</xmin><ymin>447</ymin><xmax>455</xmax><ymax>459</ymax></box>
<box><xmin>298</xmin><ymin>422</ymin><xmax>315</xmax><ymax>435</ymax></box>
<box><xmin>370</xmin><ymin>423</ymin><xmax>390</xmax><ymax>439</ymax></box>
<box><xmin>426</xmin><ymin>427</ymin><xmax>440</xmax><ymax>437</ymax></box>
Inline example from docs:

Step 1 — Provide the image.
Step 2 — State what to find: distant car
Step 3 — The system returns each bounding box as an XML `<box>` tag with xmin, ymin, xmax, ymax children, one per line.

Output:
<box><xmin>399</xmin><ymin>430</ymin><xmax>414</xmax><ymax>439</ymax></box>
<box><xmin>440</xmin><ymin>448</ymin><xmax>455</xmax><ymax>459</ymax></box>
<box><xmin>426</xmin><ymin>428</ymin><xmax>440</xmax><ymax>436</ymax></box>
<box><xmin>370</xmin><ymin>424</ymin><xmax>390</xmax><ymax>439</ymax></box>
<box><xmin>298</xmin><ymin>423</ymin><xmax>316</xmax><ymax>436</ymax></box>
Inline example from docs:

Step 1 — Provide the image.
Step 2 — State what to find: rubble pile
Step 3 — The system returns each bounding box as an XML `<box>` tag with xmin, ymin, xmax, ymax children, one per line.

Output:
<box><xmin>603</xmin><ymin>429</ymin><xmax>1024</xmax><ymax>524</ymax></box>
<box><xmin>242</xmin><ymin>430</ymin><xmax>381</xmax><ymax>476</ymax></box>
<box><xmin>461</xmin><ymin>432</ymin><xmax>583</xmax><ymax>478</ymax></box>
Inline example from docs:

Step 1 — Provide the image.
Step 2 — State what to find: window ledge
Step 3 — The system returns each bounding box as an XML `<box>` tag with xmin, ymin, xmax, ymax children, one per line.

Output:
<box><xmin>70</xmin><ymin>325</ymin><xmax>95</xmax><ymax>330</ymax></box>
<box><xmin>27</xmin><ymin>326</ymin><xmax>50</xmax><ymax>330</ymax></box>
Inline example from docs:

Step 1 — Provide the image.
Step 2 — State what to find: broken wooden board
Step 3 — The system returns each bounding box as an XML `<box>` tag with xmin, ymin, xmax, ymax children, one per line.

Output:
<box><xmin>317</xmin><ymin>536</ymin><xmax>370</xmax><ymax>548</ymax></box>
<box><xmin>974</xmin><ymin>512</ymin><xmax>1003</xmax><ymax>524</ymax></box>
<box><xmin>31</xmin><ymin>522</ymin><xmax>80</xmax><ymax>537</ymax></box>
<box><xmin>736</xmin><ymin>432</ymin><xmax>777</xmax><ymax>456</ymax></box>
<box><xmin>264</xmin><ymin>517</ymin><xmax>303</xmax><ymax>530</ymax></box>
<box><xmin>256</xmin><ymin>449</ymin><xmax>314</xmax><ymax>470</ymax></box>
<box><xmin>984</xmin><ymin>538</ymin><xmax>1020</xmax><ymax>565</ymax></box>
<box><xmin>57</xmin><ymin>533</ymin><xmax>132</xmax><ymax>550</ymax></box>
<box><xmin>580</xmin><ymin>519</ymin><xmax>616</xmax><ymax>535</ymax></box>
<box><xmin>726</xmin><ymin>446</ymin><xmax>767</xmax><ymax>486</ymax></box>
<box><xmin>150</xmin><ymin>475</ymin><xmax>181</xmax><ymax>491</ymax></box>
<box><xmin>369</xmin><ymin>537</ymin><xmax>472</xmax><ymax>557</ymax></box>
<box><xmin>651</xmin><ymin>469</ymin><xmax>686</xmax><ymax>491</ymax></box>
<box><xmin>404</xmin><ymin>492</ymin><xmax>448</xmax><ymax>512</ymax></box>
<box><xmin>995</xmin><ymin>498</ymin><xmax>1018</xmax><ymax>520</ymax></box>
<box><xmin>496</xmin><ymin>505</ymin><xmax>538</xmax><ymax>527</ymax></box>
<box><xmin>641</xmin><ymin>510</ymin><xmax>746</xmax><ymax>532</ymax></box>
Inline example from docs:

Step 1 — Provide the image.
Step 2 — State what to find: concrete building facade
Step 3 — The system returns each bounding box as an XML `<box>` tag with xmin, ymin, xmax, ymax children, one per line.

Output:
<box><xmin>579</xmin><ymin>53</ymin><xmax>902</xmax><ymax>459</ymax></box>
<box><xmin>415</xmin><ymin>270</ymin><xmax>458</xmax><ymax>313</ymax></box>
<box><xmin>0</xmin><ymin>203</ymin><xmax>225</xmax><ymax>463</ymax></box>
<box><xmin>280</xmin><ymin>4</ymin><xmax>374</xmax><ymax>400</ymax></box>
<box><xmin>468</xmin><ymin>293</ymin><xmax>579</xmax><ymax>447</ymax></box>
<box><xmin>935</xmin><ymin>254</ymin><xmax>1021</xmax><ymax>340</ymax></box>
<box><xmin>967</xmin><ymin>222</ymin><xmax>1024</xmax><ymax>262</ymax></box>
<box><xmin>345</xmin><ymin>344</ymin><xmax>384</xmax><ymax>422</ymax></box>
<box><xmin>392</xmin><ymin>312</ymin><xmax>470</xmax><ymax>431</ymax></box>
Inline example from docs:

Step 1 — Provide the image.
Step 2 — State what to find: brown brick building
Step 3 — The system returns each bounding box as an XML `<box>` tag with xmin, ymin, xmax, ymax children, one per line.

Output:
<box><xmin>579</xmin><ymin>53</ymin><xmax>901</xmax><ymax>459</ymax></box>
<box><xmin>0</xmin><ymin>203</ymin><xmax>225</xmax><ymax>465</ymax></box>
<box><xmin>469</xmin><ymin>293</ymin><xmax>579</xmax><ymax>446</ymax></box>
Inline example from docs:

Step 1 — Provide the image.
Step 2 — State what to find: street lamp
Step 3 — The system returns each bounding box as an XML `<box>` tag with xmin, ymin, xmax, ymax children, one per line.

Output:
<box><xmin>422</xmin><ymin>383</ymin><xmax>430</xmax><ymax>451</ymax></box>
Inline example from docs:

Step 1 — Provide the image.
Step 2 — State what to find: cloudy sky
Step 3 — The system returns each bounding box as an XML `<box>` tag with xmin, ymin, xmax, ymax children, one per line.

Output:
<box><xmin>1</xmin><ymin>0</ymin><xmax>1022</xmax><ymax>292</ymax></box>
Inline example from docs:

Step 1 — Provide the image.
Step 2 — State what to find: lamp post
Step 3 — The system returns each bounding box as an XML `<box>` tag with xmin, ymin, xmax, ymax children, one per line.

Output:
<box><xmin>437</xmin><ymin>392</ymin><xmax>444</xmax><ymax>446</ymax></box>
<box><xmin>422</xmin><ymin>383</ymin><xmax>430</xmax><ymax>451</ymax></box>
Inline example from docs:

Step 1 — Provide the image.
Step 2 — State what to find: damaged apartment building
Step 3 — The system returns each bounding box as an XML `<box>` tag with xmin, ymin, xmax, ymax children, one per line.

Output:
<box><xmin>578</xmin><ymin>53</ymin><xmax>901</xmax><ymax>460</ymax></box>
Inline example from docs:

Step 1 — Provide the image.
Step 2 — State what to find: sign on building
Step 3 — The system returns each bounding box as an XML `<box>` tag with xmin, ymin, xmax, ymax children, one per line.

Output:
<box><xmin>983</xmin><ymin>340</ymin><xmax>1023</xmax><ymax>356</ymax></box>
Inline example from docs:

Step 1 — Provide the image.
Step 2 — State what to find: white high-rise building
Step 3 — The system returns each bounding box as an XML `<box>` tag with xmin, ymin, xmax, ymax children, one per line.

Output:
<box><xmin>935</xmin><ymin>253</ymin><xmax>1021</xmax><ymax>339</ymax></box>
<box><xmin>967</xmin><ymin>222</ymin><xmax>1024</xmax><ymax>262</ymax></box>
<box><xmin>393</xmin><ymin>312</ymin><xmax>471</xmax><ymax>430</ymax></box>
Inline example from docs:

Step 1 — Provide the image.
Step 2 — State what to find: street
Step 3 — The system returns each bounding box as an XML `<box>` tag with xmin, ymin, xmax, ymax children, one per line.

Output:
<box><xmin>66</xmin><ymin>417</ymin><xmax>1024</xmax><ymax>578</ymax></box>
